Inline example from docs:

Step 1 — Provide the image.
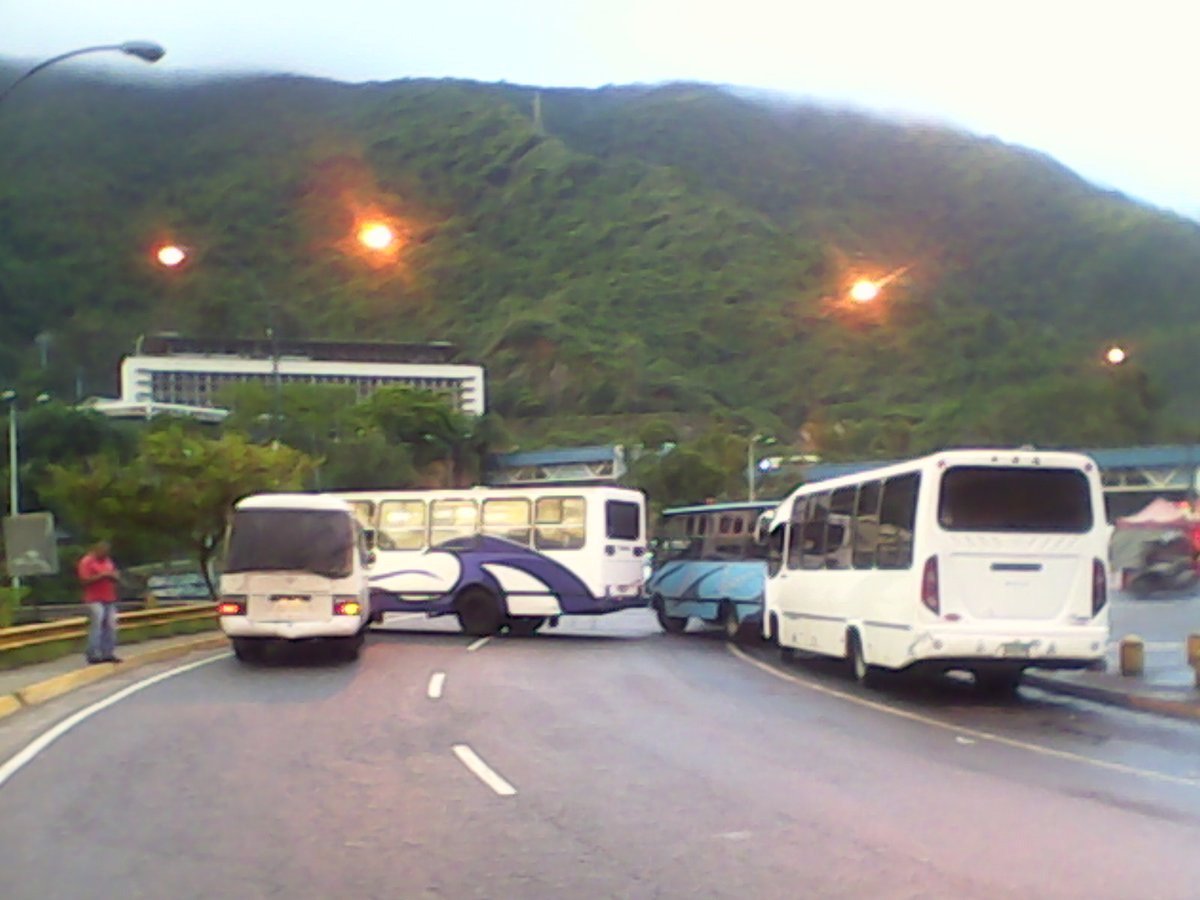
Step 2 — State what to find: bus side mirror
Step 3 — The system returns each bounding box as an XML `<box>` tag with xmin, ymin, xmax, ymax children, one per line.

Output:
<box><xmin>754</xmin><ymin>514</ymin><xmax>770</xmax><ymax>545</ymax></box>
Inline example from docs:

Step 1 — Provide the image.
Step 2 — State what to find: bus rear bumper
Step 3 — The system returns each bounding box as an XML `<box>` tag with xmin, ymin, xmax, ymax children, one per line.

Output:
<box><xmin>910</xmin><ymin>626</ymin><xmax>1108</xmax><ymax>670</ymax></box>
<box><xmin>221</xmin><ymin>616</ymin><xmax>364</xmax><ymax>640</ymax></box>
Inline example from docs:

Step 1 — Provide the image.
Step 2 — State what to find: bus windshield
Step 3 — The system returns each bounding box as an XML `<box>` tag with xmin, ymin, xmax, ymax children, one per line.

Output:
<box><xmin>938</xmin><ymin>466</ymin><xmax>1093</xmax><ymax>533</ymax></box>
<box><xmin>225</xmin><ymin>509</ymin><xmax>355</xmax><ymax>578</ymax></box>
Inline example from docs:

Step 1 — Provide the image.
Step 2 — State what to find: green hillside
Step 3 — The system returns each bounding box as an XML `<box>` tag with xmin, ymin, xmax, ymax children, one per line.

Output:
<box><xmin>0</xmin><ymin>68</ymin><xmax>1197</xmax><ymax>457</ymax></box>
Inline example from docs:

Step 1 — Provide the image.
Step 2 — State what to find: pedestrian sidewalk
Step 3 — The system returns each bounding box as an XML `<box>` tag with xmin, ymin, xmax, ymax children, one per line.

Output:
<box><xmin>0</xmin><ymin>632</ymin><xmax>228</xmax><ymax>722</ymax></box>
<box><xmin>1025</xmin><ymin>640</ymin><xmax>1200</xmax><ymax>723</ymax></box>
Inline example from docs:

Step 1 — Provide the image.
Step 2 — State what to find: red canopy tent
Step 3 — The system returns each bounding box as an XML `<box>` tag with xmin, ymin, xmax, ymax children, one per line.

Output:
<box><xmin>1116</xmin><ymin>497</ymin><xmax>1197</xmax><ymax>530</ymax></box>
<box><xmin>1112</xmin><ymin>498</ymin><xmax>1200</xmax><ymax>585</ymax></box>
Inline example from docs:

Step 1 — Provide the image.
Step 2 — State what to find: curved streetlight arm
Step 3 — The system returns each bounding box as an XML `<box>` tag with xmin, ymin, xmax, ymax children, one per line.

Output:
<box><xmin>0</xmin><ymin>41</ymin><xmax>165</xmax><ymax>106</ymax></box>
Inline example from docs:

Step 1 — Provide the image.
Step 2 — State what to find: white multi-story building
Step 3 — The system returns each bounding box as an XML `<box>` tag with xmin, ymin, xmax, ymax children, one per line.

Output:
<box><xmin>92</xmin><ymin>334</ymin><xmax>485</xmax><ymax>419</ymax></box>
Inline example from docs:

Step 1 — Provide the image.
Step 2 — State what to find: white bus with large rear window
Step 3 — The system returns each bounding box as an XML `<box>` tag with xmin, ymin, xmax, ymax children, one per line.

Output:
<box><xmin>761</xmin><ymin>449</ymin><xmax>1110</xmax><ymax>692</ymax></box>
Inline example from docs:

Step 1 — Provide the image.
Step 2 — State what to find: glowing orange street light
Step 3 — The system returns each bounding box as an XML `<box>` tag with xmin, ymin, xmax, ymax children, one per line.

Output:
<box><xmin>1105</xmin><ymin>345</ymin><xmax>1127</xmax><ymax>366</ymax></box>
<box><xmin>357</xmin><ymin>221</ymin><xmax>396</xmax><ymax>251</ymax></box>
<box><xmin>155</xmin><ymin>244</ymin><xmax>187</xmax><ymax>267</ymax></box>
<box><xmin>849</xmin><ymin>279</ymin><xmax>880</xmax><ymax>303</ymax></box>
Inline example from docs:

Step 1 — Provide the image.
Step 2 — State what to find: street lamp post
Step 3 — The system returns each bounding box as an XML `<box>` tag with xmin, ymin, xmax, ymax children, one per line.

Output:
<box><xmin>154</xmin><ymin>243</ymin><xmax>284</xmax><ymax>439</ymax></box>
<box><xmin>0</xmin><ymin>41</ymin><xmax>165</xmax><ymax>106</ymax></box>
<box><xmin>747</xmin><ymin>434</ymin><xmax>778</xmax><ymax>502</ymax></box>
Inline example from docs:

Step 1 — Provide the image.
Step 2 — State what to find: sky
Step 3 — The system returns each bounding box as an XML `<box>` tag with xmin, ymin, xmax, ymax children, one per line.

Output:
<box><xmin>4</xmin><ymin>0</ymin><xmax>1200</xmax><ymax>219</ymax></box>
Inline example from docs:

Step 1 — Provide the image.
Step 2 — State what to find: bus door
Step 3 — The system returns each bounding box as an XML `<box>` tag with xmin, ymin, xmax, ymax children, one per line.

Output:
<box><xmin>601</xmin><ymin>495</ymin><xmax>646</xmax><ymax>601</ymax></box>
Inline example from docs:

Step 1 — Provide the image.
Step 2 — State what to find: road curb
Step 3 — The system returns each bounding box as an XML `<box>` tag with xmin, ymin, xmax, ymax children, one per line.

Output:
<box><xmin>1023</xmin><ymin>672</ymin><xmax>1200</xmax><ymax>724</ymax></box>
<box><xmin>0</xmin><ymin>633</ymin><xmax>228</xmax><ymax>722</ymax></box>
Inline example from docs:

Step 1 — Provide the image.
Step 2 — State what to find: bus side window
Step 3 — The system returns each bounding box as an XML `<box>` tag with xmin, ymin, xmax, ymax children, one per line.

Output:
<box><xmin>853</xmin><ymin>480</ymin><xmax>883</xmax><ymax>569</ymax></box>
<box><xmin>535</xmin><ymin>497</ymin><xmax>586</xmax><ymax>550</ymax></box>
<box><xmin>430</xmin><ymin>499</ymin><xmax>478</xmax><ymax>547</ymax></box>
<box><xmin>767</xmin><ymin>523</ymin><xmax>786</xmax><ymax>576</ymax></box>
<box><xmin>803</xmin><ymin>492</ymin><xmax>832</xmax><ymax>570</ymax></box>
<box><xmin>878</xmin><ymin>473</ymin><xmax>920</xmax><ymax>569</ymax></box>
<box><xmin>378</xmin><ymin>499</ymin><xmax>427</xmax><ymax>551</ymax></box>
<box><xmin>482</xmin><ymin>498</ymin><xmax>532</xmax><ymax>545</ymax></box>
<box><xmin>786</xmin><ymin>498</ymin><xmax>808</xmax><ymax>570</ymax></box>
<box><xmin>828</xmin><ymin>487</ymin><xmax>856</xmax><ymax>569</ymax></box>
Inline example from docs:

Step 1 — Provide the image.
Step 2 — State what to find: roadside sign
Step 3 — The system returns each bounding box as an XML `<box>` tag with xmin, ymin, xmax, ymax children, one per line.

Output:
<box><xmin>3</xmin><ymin>512</ymin><xmax>60</xmax><ymax>577</ymax></box>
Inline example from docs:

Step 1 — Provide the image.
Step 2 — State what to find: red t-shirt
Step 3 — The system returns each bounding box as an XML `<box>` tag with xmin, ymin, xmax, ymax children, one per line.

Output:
<box><xmin>78</xmin><ymin>553</ymin><xmax>117</xmax><ymax>603</ymax></box>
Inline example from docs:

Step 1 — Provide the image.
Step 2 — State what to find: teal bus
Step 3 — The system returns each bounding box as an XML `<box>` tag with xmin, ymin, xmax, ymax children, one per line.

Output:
<box><xmin>646</xmin><ymin>501</ymin><xmax>776</xmax><ymax>639</ymax></box>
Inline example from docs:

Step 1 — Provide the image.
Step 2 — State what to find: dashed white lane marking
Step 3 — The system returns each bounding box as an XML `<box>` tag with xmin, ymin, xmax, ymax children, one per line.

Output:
<box><xmin>466</xmin><ymin>636</ymin><xmax>491</xmax><ymax>652</ymax></box>
<box><xmin>428</xmin><ymin>672</ymin><xmax>446</xmax><ymax>699</ymax></box>
<box><xmin>452</xmin><ymin>744</ymin><xmax>517</xmax><ymax>796</ymax></box>
<box><xmin>728</xmin><ymin>644</ymin><xmax>1200</xmax><ymax>790</ymax></box>
<box><xmin>0</xmin><ymin>652</ymin><xmax>230</xmax><ymax>791</ymax></box>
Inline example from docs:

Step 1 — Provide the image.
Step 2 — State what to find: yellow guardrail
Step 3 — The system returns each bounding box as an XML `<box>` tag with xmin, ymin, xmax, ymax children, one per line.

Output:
<box><xmin>0</xmin><ymin>604</ymin><xmax>218</xmax><ymax>653</ymax></box>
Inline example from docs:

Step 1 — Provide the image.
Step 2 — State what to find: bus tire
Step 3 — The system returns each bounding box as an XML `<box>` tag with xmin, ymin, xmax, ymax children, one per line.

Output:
<box><xmin>765</xmin><ymin>611</ymin><xmax>780</xmax><ymax>647</ymax></box>
<box><xmin>456</xmin><ymin>588</ymin><xmax>503</xmax><ymax>637</ymax></box>
<box><xmin>720</xmin><ymin>602</ymin><xmax>742</xmax><ymax>642</ymax></box>
<box><xmin>334</xmin><ymin>634</ymin><xmax>363</xmax><ymax>662</ymax></box>
<box><xmin>975</xmin><ymin>669</ymin><xmax>1022</xmax><ymax>697</ymax></box>
<box><xmin>655</xmin><ymin>605</ymin><xmax>688</xmax><ymax>635</ymax></box>
<box><xmin>847</xmin><ymin>631</ymin><xmax>879</xmax><ymax>687</ymax></box>
<box><xmin>232</xmin><ymin>637</ymin><xmax>265</xmax><ymax>664</ymax></box>
<box><xmin>506</xmin><ymin>616</ymin><xmax>545</xmax><ymax>637</ymax></box>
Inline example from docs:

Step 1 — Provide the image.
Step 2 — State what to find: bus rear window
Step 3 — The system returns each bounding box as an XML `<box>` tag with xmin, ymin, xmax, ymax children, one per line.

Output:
<box><xmin>606</xmin><ymin>500</ymin><xmax>641</xmax><ymax>540</ymax></box>
<box><xmin>939</xmin><ymin>466</ymin><xmax>1092</xmax><ymax>533</ymax></box>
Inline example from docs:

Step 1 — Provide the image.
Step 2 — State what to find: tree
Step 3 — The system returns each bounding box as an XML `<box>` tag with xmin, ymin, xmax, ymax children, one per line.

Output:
<box><xmin>42</xmin><ymin>425</ymin><xmax>316</xmax><ymax>597</ymax></box>
<box><xmin>349</xmin><ymin>386</ymin><xmax>480</xmax><ymax>487</ymax></box>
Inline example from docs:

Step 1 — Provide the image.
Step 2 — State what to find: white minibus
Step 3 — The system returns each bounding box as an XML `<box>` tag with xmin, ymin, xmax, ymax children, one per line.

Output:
<box><xmin>218</xmin><ymin>494</ymin><xmax>373</xmax><ymax>662</ymax></box>
<box><xmin>762</xmin><ymin>449</ymin><xmax>1110</xmax><ymax>692</ymax></box>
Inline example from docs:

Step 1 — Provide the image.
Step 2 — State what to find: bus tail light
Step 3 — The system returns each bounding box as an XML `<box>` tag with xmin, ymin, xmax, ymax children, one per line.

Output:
<box><xmin>217</xmin><ymin>596</ymin><xmax>246</xmax><ymax>616</ymax></box>
<box><xmin>1092</xmin><ymin>559</ymin><xmax>1107</xmax><ymax>616</ymax></box>
<box><xmin>334</xmin><ymin>597</ymin><xmax>362</xmax><ymax>616</ymax></box>
<box><xmin>920</xmin><ymin>556</ymin><xmax>939</xmax><ymax>615</ymax></box>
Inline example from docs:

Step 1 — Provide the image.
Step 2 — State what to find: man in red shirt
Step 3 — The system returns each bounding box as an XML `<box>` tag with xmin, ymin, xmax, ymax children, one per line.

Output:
<box><xmin>78</xmin><ymin>541</ymin><xmax>121</xmax><ymax>664</ymax></box>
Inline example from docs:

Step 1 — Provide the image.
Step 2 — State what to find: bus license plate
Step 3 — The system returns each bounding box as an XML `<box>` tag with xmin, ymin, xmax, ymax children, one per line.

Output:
<box><xmin>272</xmin><ymin>595</ymin><xmax>310</xmax><ymax>605</ymax></box>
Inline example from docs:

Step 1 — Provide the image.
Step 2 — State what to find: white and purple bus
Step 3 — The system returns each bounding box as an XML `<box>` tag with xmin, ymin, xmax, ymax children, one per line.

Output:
<box><xmin>335</xmin><ymin>485</ymin><xmax>647</xmax><ymax>636</ymax></box>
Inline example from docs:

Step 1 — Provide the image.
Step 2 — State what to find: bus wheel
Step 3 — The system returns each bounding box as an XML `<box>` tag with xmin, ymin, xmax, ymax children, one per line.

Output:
<box><xmin>720</xmin><ymin>603</ymin><xmax>742</xmax><ymax>642</ymax></box>
<box><xmin>975</xmin><ymin>670</ymin><xmax>1022</xmax><ymax>697</ymax></box>
<box><xmin>506</xmin><ymin>616</ymin><xmax>545</xmax><ymax>637</ymax></box>
<box><xmin>655</xmin><ymin>606</ymin><xmax>688</xmax><ymax>635</ymax></box>
<box><xmin>765</xmin><ymin>612</ymin><xmax>780</xmax><ymax>647</ymax></box>
<box><xmin>847</xmin><ymin>631</ymin><xmax>878</xmax><ymax>687</ymax></box>
<box><xmin>333</xmin><ymin>635</ymin><xmax>363</xmax><ymax>662</ymax></box>
<box><xmin>232</xmin><ymin>638</ymin><xmax>265</xmax><ymax>664</ymax></box>
<box><xmin>456</xmin><ymin>588</ymin><xmax>502</xmax><ymax>637</ymax></box>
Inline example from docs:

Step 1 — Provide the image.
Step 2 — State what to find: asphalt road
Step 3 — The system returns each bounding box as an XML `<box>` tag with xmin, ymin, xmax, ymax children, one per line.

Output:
<box><xmin>1110</xmin><ymin>587</ymin><xmax>1200</xmax><ymax>643</ymax></box>
<box><xmin>2</xmin><ymin>610</ymin><xmax>1200</xmax><ymax>899</ymax></box>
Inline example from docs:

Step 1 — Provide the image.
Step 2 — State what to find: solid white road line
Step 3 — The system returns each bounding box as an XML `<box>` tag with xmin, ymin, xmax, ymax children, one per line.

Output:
<box><xmin>0</xmin><ymin>652</ymin><xmax>231</xmax><ymax>791</ymax></box>
<box><xmin>452</xmin><ymin>744</ymin><xmax>517</xmax><ymax>796</ymax></box>
<box><xmin>428</xmin><ymin>672</ymin><xmax>446</xmax><ymax>699</ymax></box>
<box><xmin>466</xmin><ymin>636</ymin><xmax>491</xmax><ymax>652</ymax></box>
<box><xmin>728</xmin><ymin>644</ymin><xmax>1200</xmax><ymax>790</ymax></box>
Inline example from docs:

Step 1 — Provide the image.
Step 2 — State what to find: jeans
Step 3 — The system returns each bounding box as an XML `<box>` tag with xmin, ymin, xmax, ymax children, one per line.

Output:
<box><xmin>87</xmin><ymin>602</ymin><xmax>118</xmax><ymax>661</ymax></box>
